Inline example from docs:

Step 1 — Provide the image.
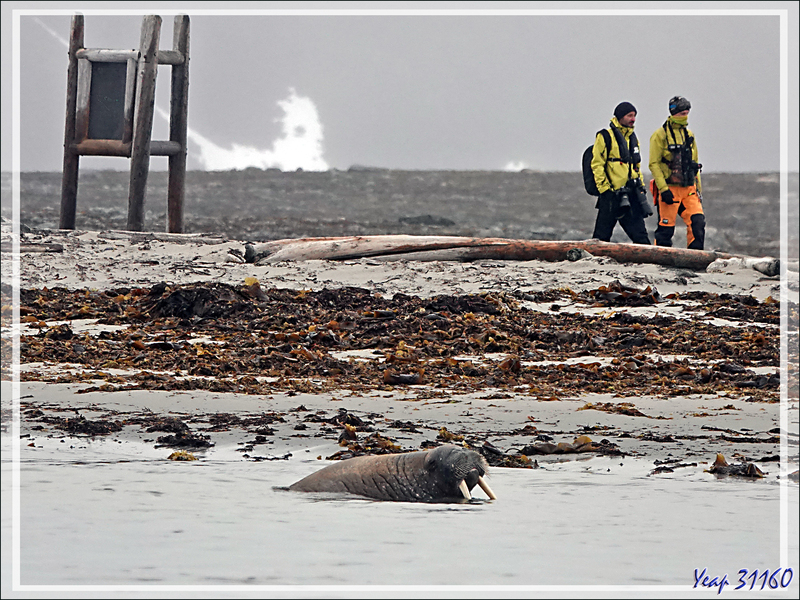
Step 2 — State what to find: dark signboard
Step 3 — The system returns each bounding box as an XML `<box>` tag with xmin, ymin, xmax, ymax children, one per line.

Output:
<box><xmin>88</xmin><ymin>62</ymin><xmax>128</xmax><ymax>140</ymax></box>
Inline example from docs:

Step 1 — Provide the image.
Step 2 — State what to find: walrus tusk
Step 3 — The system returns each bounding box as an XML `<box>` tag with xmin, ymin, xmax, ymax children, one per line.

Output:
<box><xmin>458</xmin><ymin>479</ymin><xmax>471</xmax><ymax>500</ymax></box>
<box><xmin>477</xmin><ymin>476</ymin><xmax>497</xmax><ymax>500</ymax></box>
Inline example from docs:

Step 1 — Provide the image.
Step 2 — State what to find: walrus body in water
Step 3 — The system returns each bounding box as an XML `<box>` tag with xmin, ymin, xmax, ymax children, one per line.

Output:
<box><xmin>288</xmin><ymin>444</ymin><xmax>496</xmax><ymax>503</ymax></box>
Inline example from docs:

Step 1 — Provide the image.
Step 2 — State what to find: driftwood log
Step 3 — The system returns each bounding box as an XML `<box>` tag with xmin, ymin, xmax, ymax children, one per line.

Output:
<box><xmin>243</xmin><ymin>235</ymin><xmax>778</xmax><ymax>273</ymax></box>
<box><xmin>0</xmin><ymin>243</ymin><xmax>64</xmax><ymax>254</ymax></box>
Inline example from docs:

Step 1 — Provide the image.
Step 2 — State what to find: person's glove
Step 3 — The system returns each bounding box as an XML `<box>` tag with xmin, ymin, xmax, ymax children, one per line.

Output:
<box><xmin>660</xmin><ymin>189</ymin><xmax>675</xmax><ymax>204</ymax></box>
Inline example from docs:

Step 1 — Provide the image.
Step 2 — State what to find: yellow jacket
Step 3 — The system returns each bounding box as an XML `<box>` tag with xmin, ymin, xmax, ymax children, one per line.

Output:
<box><xmin>649</xmin><ymin>117</ymin><xmax>702</xmax><ymax>194</ymax></box>
<box><xmin>590</xmin><ymin>117</ymin><xmax>642</xmax><ymax>195</ymax></box>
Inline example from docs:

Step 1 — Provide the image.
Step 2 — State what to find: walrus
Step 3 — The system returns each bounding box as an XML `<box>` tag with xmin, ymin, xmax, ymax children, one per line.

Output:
<box><xmin>288</xmin><ymin>444</ymin><xmax>497</xmax><ymax>503</ymax></box>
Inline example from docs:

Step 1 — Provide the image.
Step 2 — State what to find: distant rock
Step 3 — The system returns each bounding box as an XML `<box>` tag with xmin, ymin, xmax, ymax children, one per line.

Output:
<box><xmin>399</xmin><ymin>215</ymin><xmax>456</xmax><ymax>227</ymax></box>
<box><xmin>347</xmin><ymin>165</ymin><xmax>389</xmax><ymax>172</ymax></box>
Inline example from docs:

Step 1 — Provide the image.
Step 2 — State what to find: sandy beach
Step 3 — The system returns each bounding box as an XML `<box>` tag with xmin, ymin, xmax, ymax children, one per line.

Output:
<box><xmin>3</xmin><ymin>220</ymin><xmax>796</xmax><ymax>463</ymax></box>
<box><xmin>2</xmin><ymin>218</ymin><xmax>798</xmax><ymax>593</ymax></box>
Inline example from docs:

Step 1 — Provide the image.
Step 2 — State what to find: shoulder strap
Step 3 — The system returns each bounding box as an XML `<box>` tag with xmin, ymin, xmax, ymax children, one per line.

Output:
<box><xmin>591</xmin><ymin>129</ymin><xmax>613</xmax><ymax>190</ymax></box>
<box><xmin>608</xmin><ymin>123</ymin><xmax>631</xmax><ymax>164</ymax></box>
<box><xmin>664</xmin><ymin>120</ymin><xmax>692</xmax><ymax>148</ymax></box>
<box><xmin>594</xmin><ymin>129</ymin><xmax>611</xmax><ymax>167</ymax></box>
<box><xmin>599</xmin><ymin>129</ymin><xmax>611</xmax><ymax>153</ymax></box>
<box><xmin>628</xmin><ymin>131</ymin><xmax>641</xmax><ymax>176</ymax></box>
<box><xmin>663</xmin><ymin>120</ymin><xmax>676</xmax><ymax>145</ymax></box>
<box><xmin>609</xmin><ymin>123</ymin><xmax>641</xmax><ymax>169</ymax></box>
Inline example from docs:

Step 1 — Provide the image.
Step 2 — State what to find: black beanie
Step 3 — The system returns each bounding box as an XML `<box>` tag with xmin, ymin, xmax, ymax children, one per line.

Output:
<box><xmin>613</xmin><ymin>102</ymin><xmax>637</xmax><ymax>120</ymax></box>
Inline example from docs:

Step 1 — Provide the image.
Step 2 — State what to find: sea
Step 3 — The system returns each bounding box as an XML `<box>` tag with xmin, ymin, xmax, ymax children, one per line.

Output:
<box><xmin>2</xmin><ymin>169</ymin><xmax>797</xmax><ymax>259</ymax></box>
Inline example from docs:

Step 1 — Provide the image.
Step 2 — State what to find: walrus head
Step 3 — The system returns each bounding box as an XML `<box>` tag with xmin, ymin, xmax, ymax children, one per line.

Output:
<box><xmin>423</xmin><ymin>445</ymin><xmax>495</xmax><ymax>500</ymax></box>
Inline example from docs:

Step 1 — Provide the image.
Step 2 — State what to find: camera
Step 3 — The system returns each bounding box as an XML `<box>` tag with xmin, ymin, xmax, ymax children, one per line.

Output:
<box><xmin>615</xmin><ymin>189</ymin><xmax>631</xmax><ymax>218</ymax></box>
<box><xmin>625</xmin><ymin>179</ymin><xmax>653</xmax><ymax>217</ymax></box>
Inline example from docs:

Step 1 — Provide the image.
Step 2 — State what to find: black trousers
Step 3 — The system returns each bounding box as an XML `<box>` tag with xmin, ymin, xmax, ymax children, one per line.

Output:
<box><xmin>592</xmin><ymin>192</ymin><xmax>650</xmax><ymax>245</ymax></box>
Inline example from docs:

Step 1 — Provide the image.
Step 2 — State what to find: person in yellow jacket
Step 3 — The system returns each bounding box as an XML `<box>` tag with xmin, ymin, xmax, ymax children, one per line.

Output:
<box><xmin>648</xmin><ymin>96</ymin><xmax>705</xmax><ymax>249</ymax></box>
<box><xmin>590</xmin><ymin>102</ymin><xmax>651</xmax><ymax>245</ymax></box>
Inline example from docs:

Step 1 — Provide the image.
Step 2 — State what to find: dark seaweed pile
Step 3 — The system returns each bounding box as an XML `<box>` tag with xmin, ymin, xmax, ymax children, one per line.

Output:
<box><xmin>16</xmin><ymin>281</ymin><xmax>782</xmax><ymax>401</ymax></box>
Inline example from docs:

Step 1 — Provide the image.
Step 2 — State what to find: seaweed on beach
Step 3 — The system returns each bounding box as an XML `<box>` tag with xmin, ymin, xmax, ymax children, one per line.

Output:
<box><xmin>579</xmin><ymin>280</ymin><xmax>664</xmax><ymax>306</ymax></box>
<box><xmin>13</xmin><ymin>280</ymin><xmax>786</xmax><ymax>463</ymax></box>
<box><xmin>56</xmin><ymin>415</ymin><xmax>123</xmax><ymax>436</ymax></box>
<box><xmin>706</xmin><ymin>453</ymin><xmax>766</xmax><ymax>478</ymax></box>
<box><xmin>577</xmin><ymin>401</ymin><xmax>669</xmax><ymax>419</ymax></box>
<box><xmin>155</xmin><ymin>431</ymin><xmax>214</xmax><ymax>449</ymax></box>
<box><xmin>16</xmin><ymin>281</ymin><xmax>781</xmax><ymax>404</ymax></box>
<box><xmin>518</xmin><ymin>434</ymin><xmax>623</xmax><ymax>456</ymax></box>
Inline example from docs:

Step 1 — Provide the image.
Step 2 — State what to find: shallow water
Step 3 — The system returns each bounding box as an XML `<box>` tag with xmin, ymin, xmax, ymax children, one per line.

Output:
<box><xmin>7</xmin><ymin>435</ymin><xmax>792</xmax><ymax>589</ymax></box>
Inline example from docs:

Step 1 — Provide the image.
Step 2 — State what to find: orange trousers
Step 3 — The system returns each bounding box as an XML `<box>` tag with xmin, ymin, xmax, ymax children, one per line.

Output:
<box><xmin>650</xmin><ymin>181</ymin><xmax>705</xmax><ymax>250</ymax></box>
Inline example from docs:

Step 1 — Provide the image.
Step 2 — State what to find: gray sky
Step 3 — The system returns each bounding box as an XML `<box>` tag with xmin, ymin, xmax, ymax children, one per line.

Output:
<box><xmin>2</xmin><ymin>1</ymin><xmax>798</xmax><ymax>173</ymax></box>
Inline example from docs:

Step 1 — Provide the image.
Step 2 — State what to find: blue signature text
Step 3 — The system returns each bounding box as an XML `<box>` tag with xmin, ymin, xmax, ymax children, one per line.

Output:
<box><xmin>694</xmin><ymin>568</ymin><xmax>793</xmax><ymax>594</ymax></box>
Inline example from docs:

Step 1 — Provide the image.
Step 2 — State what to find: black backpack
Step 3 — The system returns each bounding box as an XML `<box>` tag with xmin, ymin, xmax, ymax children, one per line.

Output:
<box><xmin>582</xmin><ymin>129</ymin><xmax>612</xmax><ymax>196</ymax></box>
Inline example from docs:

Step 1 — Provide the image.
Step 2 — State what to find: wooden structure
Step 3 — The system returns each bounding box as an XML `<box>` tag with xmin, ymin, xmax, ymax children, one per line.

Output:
<box><xmin>60</xmin><ymin>14</ymin><xmax>190</xmax><ymax>232</ymax></box>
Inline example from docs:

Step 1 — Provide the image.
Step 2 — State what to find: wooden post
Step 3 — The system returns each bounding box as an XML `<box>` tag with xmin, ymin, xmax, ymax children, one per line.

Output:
<box><xmin>73</xmin><ymin>58</ymin><xmax>92</xmax><ymax>142</ymax></box>
<box><xmin>126</xmin><ymin>15</ymin><xmax>161</xmax><ymax>231</ymax></box>
<box><xmin>59</xmin><ymin>15</ymin><xmax>84</xmax><ymax>230</ymax></box>
<box><xmin>123</xmin><ymin>57</ymin><xmax>137</xmax><ymax>144</ymax></box>
<box><xmin>60</xmin><ymin>14</ymin><xmax>190</xmax><ymax>232</ymax></box>
<box><xmin>167</xmin><ymin>15</ymin><xmax>190</xmax><ymax>233</ymax></box>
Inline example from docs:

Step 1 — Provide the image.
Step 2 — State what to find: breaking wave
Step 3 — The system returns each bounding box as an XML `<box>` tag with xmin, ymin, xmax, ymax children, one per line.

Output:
<box><xmin>32</xmin><ymin>18</ymin><xmax>328</xmax><ymax>173</ymax></box>
<box><xmin>503</xmin><ymin>161</ymin><xmax>530</xmax><ymax>172</ymax></box>
<box><xmin>183</xmin><ymin>88</ymin><xmax>330</xmax><ymax>172</ymax></box>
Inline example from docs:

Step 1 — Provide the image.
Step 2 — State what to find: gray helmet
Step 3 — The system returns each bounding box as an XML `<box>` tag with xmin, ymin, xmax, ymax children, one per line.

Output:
<box><xmin>669</xmin><ymin>96</ymin><xmax>692</xmax><ymax>115</ymax></box>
